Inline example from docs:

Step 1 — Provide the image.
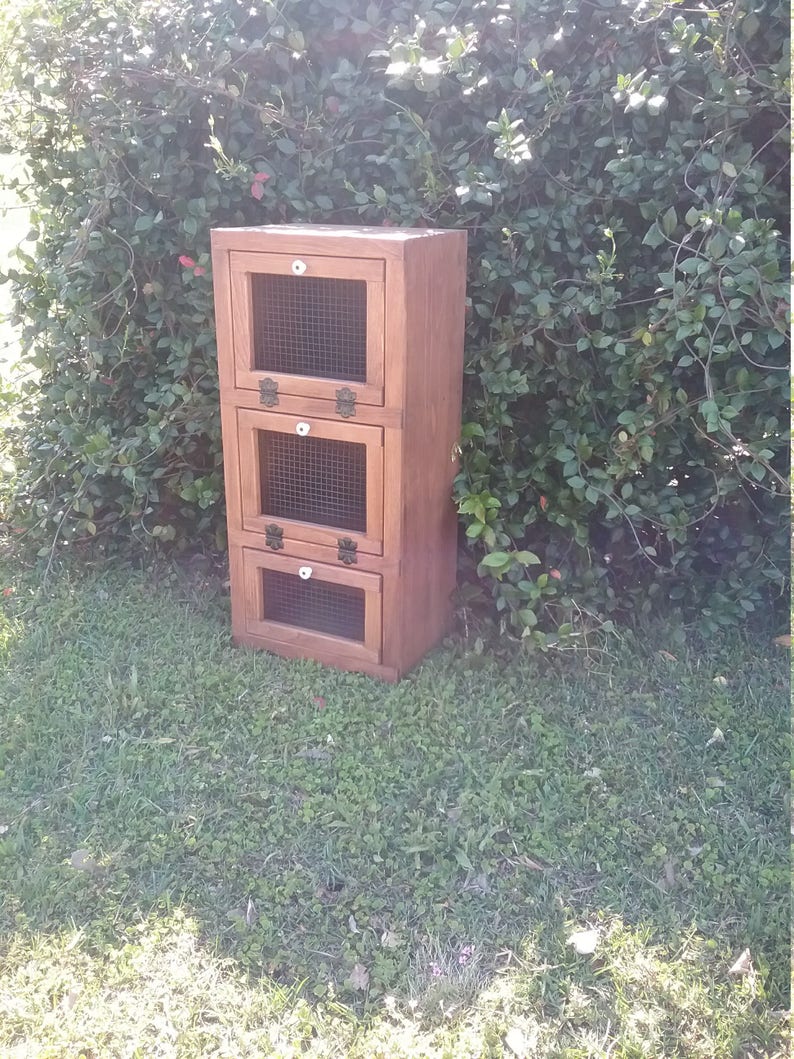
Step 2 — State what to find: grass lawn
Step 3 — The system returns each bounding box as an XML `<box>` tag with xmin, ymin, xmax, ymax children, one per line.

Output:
<box><xmin>0</xmin><ymin>555</ymin><xmax>788</xmax><ymax>1058</ymax></box>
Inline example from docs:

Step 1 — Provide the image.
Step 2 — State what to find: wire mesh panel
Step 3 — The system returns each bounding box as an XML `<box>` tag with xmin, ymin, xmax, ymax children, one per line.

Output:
<box><xmin>252</xmin><ymin>273</ymin><xmax>368</xmax><ymax>381</ymax></box>
<box><xmin>262</xmin><ymin>569</ymin><xmax>366</xmax><ymax>642</ymax></box>
<box><xmin>258</xmin><ymin>431</ymin><xmax>367</xmax><ymax>532</ymax></box>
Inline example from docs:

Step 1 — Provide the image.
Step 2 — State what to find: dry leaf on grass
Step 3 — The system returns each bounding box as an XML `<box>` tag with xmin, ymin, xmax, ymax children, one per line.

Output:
<box><xmin>514</xmin><ymin>854</ymin><xmax>546</xmax><ymax>871</ymax></box>
<box><xmin>69</xmin><ymin>849</ymin><xmax>98</xmax><ymax>873</ymax></box>
<box><xmin>705</xmin><ymin>727</ymin><xmax>725</xmax><ymax>747</ymax></box>
<box><xmin>295</xmin><ymin>748</ymin><xmax>331</xmax><ymax>761</ymax></box>
<box><xmin>663</xmin><ymin>859</ymin><xmax>677</xmax><ymax>888</ymax></box>
<box><xmin>349</xmin><ymin>963</ymin><xmax>370</xmax><ymax>990</ymax></box>
<box><xmin>728</xmin><ymin>948</ymin><xmax>753</xmax><ymax>976</ymax></box>
<box><xmin>504</xmin><ymin>1025</ymin><xmax>532</xmax><ymax>1056</ymax></box>
<box><xmin>567</xmin><ymin>928</ymin><xmax>599</xmax><ymax>955</ymax></box>
<box><xmin>583</xmin><ymin>767</ymin><xmax>603</xmax><ymax>779</ymax></box>
<box><xmin>226</xmin><ymin>898</ymin><xmax>257</xmax><ymax>929</ymax></box>
<box><xmin>60</xmin><ymin>990</ymin><xmax>80</xmax><ymax>1013</ymax></box>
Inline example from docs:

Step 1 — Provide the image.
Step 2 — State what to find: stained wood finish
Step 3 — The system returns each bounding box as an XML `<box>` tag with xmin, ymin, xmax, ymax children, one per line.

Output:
<box><xmin>228</xmin><ymin>527</ymin><xmax>401</xmax><ymax>572</ymax></box>
<box><xmin>394</xmin><ymin>231</ymin><xmax>468</xmax><ymax>671</ymax></box>
<box><xmin>235</xmin><ymin>407</ymin><xmax>384</xmax><ymax>555</ymax></box>
<box><xmin>241</xmin><ymin>547</ymin><xmax>382</xmax><ymax>665</ymax></box>
<box><xmin>217</xmin><ymin>387</ymin><xmax>403</xmax><ymax>430</ymax></box>
<box><xmin>211</xmin><ymin>223</ymin><xmax>466</xmax><ymax>680</ymax></box>
<box><xmin>229</xmin><ymin>252</ymin><xmax>385</xmax><ymax>405</ymax></box>
<box><xmin>212</xmin><ymin>224</ymin><xmax>445</xmax><ymax>259</ymax></box>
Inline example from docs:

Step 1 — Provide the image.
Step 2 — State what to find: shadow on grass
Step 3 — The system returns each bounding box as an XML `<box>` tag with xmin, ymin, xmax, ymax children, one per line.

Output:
<box><xmin>0</xmin><ymin>559</ymin><xmax>789</xmax><ymax>1056</ymax></box>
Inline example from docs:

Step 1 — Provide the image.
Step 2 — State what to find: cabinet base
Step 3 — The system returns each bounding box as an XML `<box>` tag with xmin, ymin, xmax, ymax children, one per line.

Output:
<box><xmin>232</xmin><ymin>630</ymin><xmax>401</xmax><ymax>682</ymax></box>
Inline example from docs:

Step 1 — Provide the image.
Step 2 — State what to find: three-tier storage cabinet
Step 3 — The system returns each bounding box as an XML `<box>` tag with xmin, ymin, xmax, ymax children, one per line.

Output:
<box><xmin>211</xmin><ymin>224</ymin><xmax>467</xmax><ymax>681</ymax></box>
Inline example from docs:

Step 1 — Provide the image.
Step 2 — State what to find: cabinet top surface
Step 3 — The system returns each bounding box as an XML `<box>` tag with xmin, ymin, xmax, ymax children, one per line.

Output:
<box><xmin>211</xmin><ymin>223</ymin><xmax>464</xmax><ymax>243</ymax></box>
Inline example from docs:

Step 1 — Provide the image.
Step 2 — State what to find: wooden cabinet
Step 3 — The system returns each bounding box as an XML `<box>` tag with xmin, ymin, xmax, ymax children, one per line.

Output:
<box><xmin>211</xmin><ymin>224</ymin><xmax>467</xmax><ymax>681</ymax></box>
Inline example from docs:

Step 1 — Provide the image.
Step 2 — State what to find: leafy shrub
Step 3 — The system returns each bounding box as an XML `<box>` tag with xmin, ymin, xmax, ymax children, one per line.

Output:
<box><xmin>0</xmin><ymin>0</ymin><xmax>789</xmax><ymax>633</ymax></box>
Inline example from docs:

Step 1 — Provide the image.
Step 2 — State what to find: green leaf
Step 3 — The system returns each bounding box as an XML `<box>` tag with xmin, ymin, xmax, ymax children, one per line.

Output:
<box><xmin>454</xmin><ymin>849</ymin><xmax>474</xmax><ymax>870</ymax></box>
<box><xmin>533</xmin><ymin>293</ymin><xmax>552</xmax><ymax>317</ymax></box>
<box><xmin>661</xmin><ymin>207</ymin><xmax>677</xmax><ymax>237</ymax></box>
<box><xmin>514</xmin><ymin>550</ymin><xmax>541</xmax><ymax>565</ymax></box>
<box><xmin>677</xmin><ymin>257</ymin><xmax>699</xmax><ymax>274</ymax></box>
<box><xmin>642</xmin><ymin>223</ymin><xmax>665</xmax><ymax>248</ymax></box>
<box><xmin>461</xmin><ymin>422</ymin><xmax>485</xmax><ymax>438</ymax></box>
<box><xmin>480</xmin><ymin>551</ymin><xmax>511</xmax><ymax>567</ymax></box>
<box><xmin>707</xmin><ymin>231</ymin><xmax>728</xmax><ymax>259</ymax></box>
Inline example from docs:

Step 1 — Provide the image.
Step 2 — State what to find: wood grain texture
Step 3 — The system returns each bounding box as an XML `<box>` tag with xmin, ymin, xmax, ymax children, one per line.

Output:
<box><xmin>212</xmin><ymin>225</ymin><xmax>466</xmax><ymax>680</ymax></box>
<box><xmin>211</xmin><ymin>245</ymin><xmax>236</xmax><ymax>393</ymax></box>
<box><xmin>219</xmin><ymin>388</ymin><xmax>403</xmax><ymax>430</ymax></box>
<box><xmin>227</xmin><ymin>252</ymin><xmax>385</xmax><ymax>405</ymax></box>
<box><xmin>236</xmin><ymin>407</ymin><xmax>384</xmax><ymax>555</ymax></box>
<box><xmin>212</xmin><ymin>223</ymin><xmax>456</xmax><ymax>259</ymax></box>
<box><xmin>228</xmin><ymin>527</ymin><xmax>401</xmax><ymax>572</ymax></box>
<box><xmin>395</xmin><ymin>230</ymin><xmax>468</xmax><ymax>671</ymax></box>
<box><xmin>231</xmin><ymin>627</ymin><xmax>400</xmax><ymax>682</ymax></box>
<box><xmin>241</xmin><ymin>547</ymin><xmax>382</xmax><ymax>665</ymax></box>
<box><xmin>228</xmin><ymin>543</ymin><xmax>247</xmax><ymax>643</ymax></box>
<box><xmin>230</xmin><ymin>250</ymin><xmax>384</xmax><ymax>281</ymax></box>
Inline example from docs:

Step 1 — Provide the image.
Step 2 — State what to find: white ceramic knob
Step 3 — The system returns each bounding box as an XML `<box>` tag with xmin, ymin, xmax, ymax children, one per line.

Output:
<box><xmin>291</xmin><ymin>259</ymin><xmax>307</xmax><ymax>275</ymax></box>
<box><xmin>298</xmin><ymin>566</ymin><xmax>313</xmax><ymax>580</ymax></box>
<box><xmin>295</xmin><ymin>421</ymin><xmax>311</xmax><ymax>436</ymax></box>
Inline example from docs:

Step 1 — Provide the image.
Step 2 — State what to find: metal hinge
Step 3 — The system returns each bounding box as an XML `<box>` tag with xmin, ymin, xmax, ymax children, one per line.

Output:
<box><xmin>337</xmin><ymin>537</ymin><xmax>358</xmax><ymax>565</ymax></box>
<box><xmin>335</xmin><ymin>386</ymin><xmax>356</xmax><ymax>418</ymax></box>
<box><xmin>259</xmin><ymin>377</ymin><xmax>279</xmax><ymax>407</ymax></box>
<box><xmin>265</xmin><ymin>523</ymin><xmax>284</xmax><ymax>550</ymax></box>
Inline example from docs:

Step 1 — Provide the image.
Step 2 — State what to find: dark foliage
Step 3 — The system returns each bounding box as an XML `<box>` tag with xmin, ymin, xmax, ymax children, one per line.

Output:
<box><xmin>1</xmin><ymin>0</ymin><xmax>789</xmax><ymax>635</ymax></box>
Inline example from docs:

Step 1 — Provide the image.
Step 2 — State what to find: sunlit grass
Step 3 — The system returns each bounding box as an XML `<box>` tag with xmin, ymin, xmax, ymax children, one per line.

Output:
<box><xmin>0</xmin><ymin>556</ymin><xmax>788</xmax><ymax>1057</ymax></box>
<box><xmin>1</xmin><ymin>912</ymin><xmax>785</xmax><ymax>1058</ymax></box>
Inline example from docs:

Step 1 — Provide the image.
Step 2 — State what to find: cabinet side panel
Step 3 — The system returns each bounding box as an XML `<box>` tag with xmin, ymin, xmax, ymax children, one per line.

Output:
<box><xmin>228</xmin><ymin>543</ymin><xmax>248</xmax><ymax>643</ymax></box>
<box><xmin>380</xmin><ymin>260</ymin><xmax>408</xmax><ymax>673</ymax></box>
<box><xmin>398</xmin><ymin>232</ymin><xmax>467</xmax><ymax>670</ymax></box>
<box><xmin>212</xmin><ymin>246</ymin><xmax>245</xmax><ymax>534</ymax></box>
<box><xmin>211</xmin><ymin>245</ymin><xmax>236</xmax><ymax>393</ymax></box>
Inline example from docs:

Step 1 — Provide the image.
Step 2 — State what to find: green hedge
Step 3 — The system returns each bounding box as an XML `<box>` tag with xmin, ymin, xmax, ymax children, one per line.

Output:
<box><xmin>1</xmin><ymin>0</ymin><xmax>789</xmax><ymax>635</ymax></box>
